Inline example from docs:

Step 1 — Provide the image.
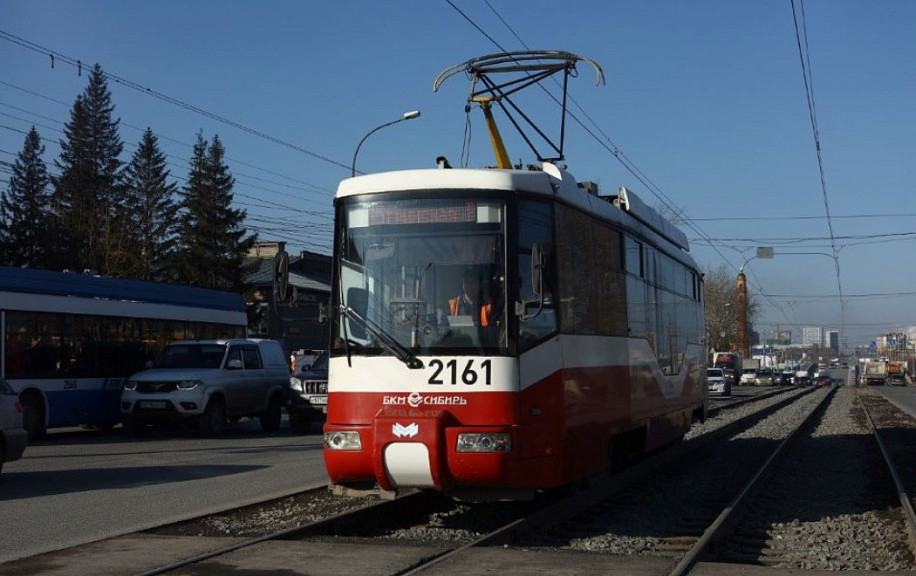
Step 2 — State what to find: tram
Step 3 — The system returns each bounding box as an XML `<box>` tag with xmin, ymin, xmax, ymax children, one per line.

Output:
<box><xmin>322</xmin><ymin>51</ymin><xmax>707</xmax><ymax>500</ymax></box>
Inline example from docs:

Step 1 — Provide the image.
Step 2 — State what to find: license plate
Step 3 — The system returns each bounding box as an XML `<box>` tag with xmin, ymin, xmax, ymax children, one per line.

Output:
<box><xmin>139</xmin><ymin>400</ymin><xmax>168</xmax><ymax>410</ymax></box>
<box><xmin>309</xmin><ymin>396</ymin><xmax>328</xmax><ymax>405</ymax></box>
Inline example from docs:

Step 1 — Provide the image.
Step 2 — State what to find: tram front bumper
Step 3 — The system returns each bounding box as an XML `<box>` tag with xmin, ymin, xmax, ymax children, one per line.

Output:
<box><xmin>324</xmin><ymin>410</ymin><xmax>518</xmax><ymax>493</ymax></box>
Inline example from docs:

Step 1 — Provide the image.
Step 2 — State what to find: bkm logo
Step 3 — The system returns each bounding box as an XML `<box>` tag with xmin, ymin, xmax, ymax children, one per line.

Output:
<box><xmin>392</xmin><ymin>422</ymin><xmax>419</xmax><ymax>438</ymax></box>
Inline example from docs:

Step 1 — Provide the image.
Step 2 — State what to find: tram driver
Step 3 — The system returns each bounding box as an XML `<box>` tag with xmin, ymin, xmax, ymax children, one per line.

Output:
<box><xmin>449</xmin><ymin>268</ymin><xmax>494</xmax><ymax>327</ymax></box>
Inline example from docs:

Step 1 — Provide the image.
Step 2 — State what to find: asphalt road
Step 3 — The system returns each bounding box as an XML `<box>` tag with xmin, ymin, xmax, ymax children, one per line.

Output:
<box><xmin>0</xmin><ymin>417</ymin><xmax>328</xmax><ymax>564</ymax></box>
<box><xmin>875</xmin><ymin>383</ymin><xmax>916</xmax><ymax>417</ymax></box>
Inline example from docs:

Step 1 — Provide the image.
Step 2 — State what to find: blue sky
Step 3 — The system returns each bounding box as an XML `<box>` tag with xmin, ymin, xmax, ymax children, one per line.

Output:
<box><xmin>2</xmin><ymin>1</ymin><xmax>914</xmax><ymax>348</ymax></box>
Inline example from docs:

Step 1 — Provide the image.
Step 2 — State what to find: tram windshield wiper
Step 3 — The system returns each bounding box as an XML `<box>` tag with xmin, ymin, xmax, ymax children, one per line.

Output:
<box><xmin>339</xmin><ymin>304</ymin><xmax>424</xmax><ymax>369</ymax></box>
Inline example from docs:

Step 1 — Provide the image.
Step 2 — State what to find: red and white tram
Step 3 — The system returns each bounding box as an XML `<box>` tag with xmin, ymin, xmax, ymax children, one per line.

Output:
<box><xmin>323</xmin><ymin>52</ymin><xmax>707</xmax><ymax>499</ymax></box>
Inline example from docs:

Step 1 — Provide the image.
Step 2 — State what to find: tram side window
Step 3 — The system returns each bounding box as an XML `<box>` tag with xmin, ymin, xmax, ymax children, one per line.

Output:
<box><xmin>625</xmin><ymin>236</ymin><xmax>647</xmax><ymax>338</ymax></box>
<box><xmin>555</xmin><ymin>205</ymin><xmax>626</xmax><ymax>336</ymax></box>
<box><xmin>555</xmin><ymin>205</ymin><xmax>592</xmax><ymax>334</ymax></box>
<box><xmin>517</xmin><ymin>199</ymin><xmax>556</xmax><ymax>352</ymax></box>
<box><xmin>594</xmin><ymin>223</ymin><xmax>627</xmax><ymax>335</ymax></box>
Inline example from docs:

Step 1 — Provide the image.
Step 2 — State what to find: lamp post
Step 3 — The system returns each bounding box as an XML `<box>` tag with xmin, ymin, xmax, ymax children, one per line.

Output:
<box><xmin>351</xmin><ymin>110</ymin><xmax>421</xmax><ymax>177</ymax></box>
<box><xmin>736</xmin><ymin>247</ymin><xmax>773</xmax><ymax>358</ymax></box>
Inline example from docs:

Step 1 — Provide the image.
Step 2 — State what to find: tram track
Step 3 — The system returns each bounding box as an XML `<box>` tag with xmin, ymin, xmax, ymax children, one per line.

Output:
<box><xmin>484</xmin><ymin>386</ymin><xmax>916</xmax><ymax>576</ymax></box>
<box><xmin>3</xmin><ymin>385</ymin><xmax>888</xmax><ymax>576</ymax></box>
<box><xmin>691</xmin><ymin>386</ymin><xmax>916</xmax><ymax>572</ymax></box>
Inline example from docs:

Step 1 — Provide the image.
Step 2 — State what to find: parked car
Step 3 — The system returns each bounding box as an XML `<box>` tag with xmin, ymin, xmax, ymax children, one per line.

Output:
<box><xmin>0</xmin><ymin>377</ymin><xmax>28</xmax><ymax>473</ymax></box>
<box><xmin>707</xmin><ymin>367</ymin><xmax>731</xmax><ymax>396</ymax></box>
<box><xmin>754</xmin><ymin>368</ymin><xmax>775</xmax><ymax>386</ymax></box>
<box><xmin>120</xmin><ymin>339</ymin><xmax>290</xmax><ymax>436</ymax></box>
<box><xmin>287</xmin><ymin>350</ymin><xmax>329</xmax><ymax>433</ymax></box>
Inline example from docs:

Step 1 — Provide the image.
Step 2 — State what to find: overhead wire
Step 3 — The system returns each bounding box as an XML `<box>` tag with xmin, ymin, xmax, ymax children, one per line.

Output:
<box><xmin>457</xmin><ymin>0</ymin><xmax>797</xmax><ymax>326</ymax></box>
<box><xmin>0</xmin><ymin>30</ymin><xmax>352</xmax><ymax>173</ymax></box>
<box><xmin>790</xmin><ymin>0</ymin><xmax>846</xmax><ymax>339</ymax></box>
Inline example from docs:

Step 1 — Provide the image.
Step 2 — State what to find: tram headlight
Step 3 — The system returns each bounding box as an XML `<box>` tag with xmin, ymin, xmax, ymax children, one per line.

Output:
<box><xmin>456</xmin><ymin>433</ymin><xmax>511</xmax><ymax>453</ymax></box>
<box><xmin>176</xmin><ymin>379</ymin><xmax>202</xmax><ymax>390</ymax></box>
<box><xmin>324</xmin><ymin>431</ymin><xmax>361</xmax><ymax>451</ymax></box>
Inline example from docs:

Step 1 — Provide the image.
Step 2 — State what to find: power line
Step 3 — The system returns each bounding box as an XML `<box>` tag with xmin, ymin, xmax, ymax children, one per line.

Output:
<box><xmin>0</xmin><ymin>29</ymin><xmax>352</xmax><ymax>172</ymax></box>
<box><xmin>790</xmin><ymin>0</ymin><xmax>845</xmax><ymax>336</ymax></box>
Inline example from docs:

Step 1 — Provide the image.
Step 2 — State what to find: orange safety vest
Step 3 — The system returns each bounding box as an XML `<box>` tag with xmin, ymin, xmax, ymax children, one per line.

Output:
<box><xmin>449</xmin><ymin>296</ymin><xmax>492</xmax><ymax>327</ymax></box>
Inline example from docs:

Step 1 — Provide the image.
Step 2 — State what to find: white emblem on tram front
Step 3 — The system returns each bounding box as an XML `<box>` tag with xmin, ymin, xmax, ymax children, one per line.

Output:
<box><xmin>392</xmin><ymin>422</ymin><xmax>419</xmax><ymax>438</ymax></box>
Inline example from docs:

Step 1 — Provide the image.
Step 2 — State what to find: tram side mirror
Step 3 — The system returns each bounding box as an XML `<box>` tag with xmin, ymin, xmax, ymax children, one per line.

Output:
<box><xmin>346</xmin><ymin>287</ymin><xmax>369</xmax><ymax>340</ymax></box>
<box><xmin>531</xmin><ymin>243</ymin><xmax>546</xmax><ymax>298</ymax></box>
<box><xmin>517</xmin><ymin>243</ymin><xmax>550</xmax><ymax>321</ymax></box>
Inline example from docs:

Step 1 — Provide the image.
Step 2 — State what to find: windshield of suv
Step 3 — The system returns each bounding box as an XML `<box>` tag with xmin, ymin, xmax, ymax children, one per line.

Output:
<box><xmin>154</xmin><ymin>344</ymin><xmax>227</xmax><ymax>369</ymax></box>
<box><xmin>311</xmin><ymin>351</ymin><xmax>328</xmax><ymax>371</ymax></box>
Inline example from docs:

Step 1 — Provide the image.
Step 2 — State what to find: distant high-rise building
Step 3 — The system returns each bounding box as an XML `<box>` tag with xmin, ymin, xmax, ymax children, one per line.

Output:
<box><xmin>826</xmin><ymin>330</ymin><xmax>839</xmax><ymax>353</ymax></box>
<box><xmin>803</xmin><ymin>326</ymin><xmax>823</xmax><ymax>347</ymax></box>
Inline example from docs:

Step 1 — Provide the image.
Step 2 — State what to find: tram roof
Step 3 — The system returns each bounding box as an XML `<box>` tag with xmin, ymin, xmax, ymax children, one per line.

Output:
<box><xmin>337</xmin><ymin>163</ymin><xmax>692</xmax><ymax>259</ymax></box>
<box><xmin>0</xmin><ymin>266</ymin><xmax>246</xmax><ymax>313</ymax></box>
<box><xmin>337</xmin><ymin>167</ymin><xmax>556</xmax><ymax>198</ymax></box>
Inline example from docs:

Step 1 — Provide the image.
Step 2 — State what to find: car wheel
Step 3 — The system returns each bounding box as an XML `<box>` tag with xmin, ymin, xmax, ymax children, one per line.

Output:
<box><xmin>289</xmin><ymin>412</ymin><xmax>311</xmax><ymax>434</ymax></box>
<box><xmin>199</xmin><ymin>397</ymin><xmax>226</xmax><ymax>437</ymax></box>
<box><xmin>21</xmin><ymin>390</ymin><xmax>47</xmax><ymax>442</ymax></box>
<box><xmin>260</xmin><ymin>394</ymin><xmax>282</xmax><ymax>432</ymax></box>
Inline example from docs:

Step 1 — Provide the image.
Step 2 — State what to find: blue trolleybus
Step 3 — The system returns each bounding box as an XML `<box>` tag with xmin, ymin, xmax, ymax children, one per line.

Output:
<box><xmin>0</xmin><ymin>266</ymin><xmax>248</xmax><ymax>439</ymax></box>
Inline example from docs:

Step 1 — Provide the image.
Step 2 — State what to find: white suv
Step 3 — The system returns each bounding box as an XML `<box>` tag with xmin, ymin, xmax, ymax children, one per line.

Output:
<box><xmin>121</xmin><ymin>339</ymin><xmax>289</xmax><ymax>436</ymax></box>
<box><xmin>707</xmin><ymin>367</ymin><xmax>731</xmax><ymax>396</ymax></box>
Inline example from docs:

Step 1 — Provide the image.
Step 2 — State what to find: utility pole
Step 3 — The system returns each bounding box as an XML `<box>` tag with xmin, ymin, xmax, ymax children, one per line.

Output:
<box><xmin>736</xmin><ymin>271</ymin><xmax>748</xmax><ymax>358</ymax></box>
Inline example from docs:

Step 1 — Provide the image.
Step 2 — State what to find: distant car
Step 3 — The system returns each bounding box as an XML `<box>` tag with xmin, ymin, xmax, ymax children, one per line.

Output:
<box><xmin>887</xmin><ymin>374</ymin><xmax>906</xmax><ymax>387</ymax></box>
<box><xmin>740</xmin><ymin>370</ymin><xmax>758</xmax><ymax>386</ymax></box>
<box><xmin>814</xmin><ymin>374</ymin><xmax>832</xmax><ymax>387</ymax></box>
<box><xmin>754</xmin><ymin>368</ymin><xmax>775</xmax><ymax>386</ymax></box>
<box><xmin>707</xmin><ymin>367</ymin><xmax>731</xmax><ymax>396</ymax></box>
<box><xmin>0</xmin><ymin>377</ymin><xmax>28</xmax><ymax>473</ymax></box>
<box><xmin>286</xmin><ymin>350</ymin><xmax>329</xmax><ymax>433</ymax></box>
<box><xmin>723</xmin><ymin>369</ymin><xmax>738</xmax><ymax>387</ymax></box>
<box><xmin>775</xmin><ymin>371</ymin><xmax>793</xmax><ymax>386</ymax></box>
<box><xmin>120</xmin><ymin>339</ymin><xmax>290</xmax><ymax>436</ymax></box>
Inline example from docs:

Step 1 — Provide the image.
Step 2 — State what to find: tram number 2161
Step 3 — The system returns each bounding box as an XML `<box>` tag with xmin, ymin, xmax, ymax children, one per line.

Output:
<box><xmin>428</xmin><ymin>359</ymin><xmax>492</xmax><ymax>386</ymax></box>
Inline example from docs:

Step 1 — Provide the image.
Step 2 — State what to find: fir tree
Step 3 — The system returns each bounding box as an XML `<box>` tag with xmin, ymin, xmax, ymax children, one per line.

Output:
<box><xmin>122</xmin><ymin>128</ymin><xmax>178</xmax><ymax>281</ymax></box>
<box><xmin>0</xmin><ymin>127</ymin><xmax>52</xmax><ymax>267</ymax></box>
<box><xmin>50</xmin><ymin>63</ymin><xmax>126</xmax><ymax>275</ymax></box>
<box><xmin>174</xmin><ymin>132</ymin><xmax>257</xmax><ymax>291</ymax></box>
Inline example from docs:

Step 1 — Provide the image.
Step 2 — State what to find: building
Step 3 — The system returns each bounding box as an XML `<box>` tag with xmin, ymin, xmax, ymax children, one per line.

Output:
<box><xmin>768</xmin><ymin>329</ymin><xmax>792</xmax><ymax>346</ymax></box>
<box><xmin>825</xmin><ymin>330</ymin><xmax>839</xmax><ymax>353</ymax></box>
<box><xmin>802</xmin><ymin>326</ymin><xmax>823</xmax><ymax>348</ymax></box>
<box><xmin>246</xmin><ymin>242</ymin><xmax>331</xmax><ymax>355</ymax></box>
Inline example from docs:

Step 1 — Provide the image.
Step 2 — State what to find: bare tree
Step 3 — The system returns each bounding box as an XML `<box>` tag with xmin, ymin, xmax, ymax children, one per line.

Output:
<box><xmin>703</xmin><ymin>263</ymin><xmax>758</xmax><ymax>355</ymax></box>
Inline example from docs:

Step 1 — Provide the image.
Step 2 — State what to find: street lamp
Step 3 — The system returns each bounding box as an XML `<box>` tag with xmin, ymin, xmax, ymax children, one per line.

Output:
<box><xmin>736</xmin><ymin>247</ymin><xmax>773</xmax><ymax>358</ymax></box>
<box><xmin>351</xmin><ymin>110</ymin><xmax>421</xmax><ymax>177</ymax></box>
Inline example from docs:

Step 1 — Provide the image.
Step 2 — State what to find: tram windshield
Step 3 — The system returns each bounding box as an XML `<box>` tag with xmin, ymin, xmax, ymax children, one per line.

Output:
<box><xmin>334</xmin><ymin>196</ymin><xmax>507</xmax><ymax>357</ymax></box>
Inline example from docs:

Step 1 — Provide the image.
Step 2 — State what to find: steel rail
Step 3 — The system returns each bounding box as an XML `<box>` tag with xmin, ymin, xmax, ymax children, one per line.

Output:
<box><xmin>666</xmin><ymin>387</ymin><xmax>836</xmax><ymax>576</ymax></box>
<box><xmin>132</xmin><ymin>490</ymin><xmax>422</xmax><ymax>576</ymax></box>
<box><xmin>859</xmin><ymin>396</ymin><xmax>916</xmax><ymax>556</ymax></box>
